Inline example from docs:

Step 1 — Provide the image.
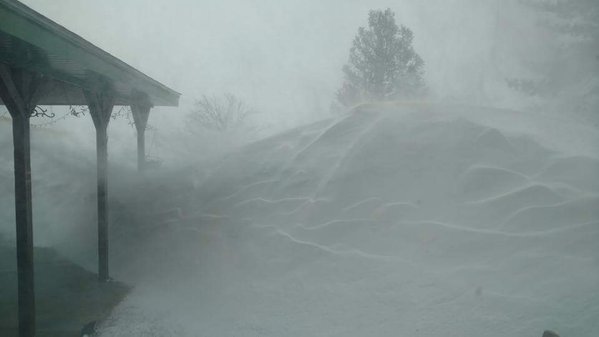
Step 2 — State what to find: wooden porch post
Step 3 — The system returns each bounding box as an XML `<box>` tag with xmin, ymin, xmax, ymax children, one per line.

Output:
<box><xmin>0</xmin><ymin>64</ymin><xmax>42</xmax><ymax>337</ymax></box>
<box><xmin>130</xmin><ymin>94</ymin><xmax>152</xmax><ymax>172</ymax></box>
<box><xmin>83</xmin><ymin>88</ymin><xmax>114</xmax><ymax>282</ymax></box>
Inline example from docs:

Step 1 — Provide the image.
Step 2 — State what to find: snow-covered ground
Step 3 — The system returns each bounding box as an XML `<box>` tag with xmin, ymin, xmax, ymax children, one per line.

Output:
<box><xmin>87</xmin><ymin>103</ymin><xmax>598</xmax><ymax>337</ymax></box>
<box><xmin>1</xmin><ymin>103</ymin><xmax>596</xmax><ymax>336</ymax></box>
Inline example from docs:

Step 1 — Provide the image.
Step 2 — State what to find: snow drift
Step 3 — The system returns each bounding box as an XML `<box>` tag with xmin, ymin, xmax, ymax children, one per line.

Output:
<box><xmin>10</xmin><ymin>103</ymin><xmax>596</xmax><ymax>337</ymax></box>
<box><xmin>95</xmin><ymin>103</ymin><xmax>599</xmax><ymax>337</ymax></box>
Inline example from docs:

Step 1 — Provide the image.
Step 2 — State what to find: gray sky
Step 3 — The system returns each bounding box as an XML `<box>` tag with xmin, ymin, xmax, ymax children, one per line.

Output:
<box><xmin>20</xmin><ymin>0</ymin><xmax>524</xmax><ymax>127</ymax></box>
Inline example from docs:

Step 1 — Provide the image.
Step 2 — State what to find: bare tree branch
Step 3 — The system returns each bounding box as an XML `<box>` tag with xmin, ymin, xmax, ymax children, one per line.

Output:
<box><xmin>187</xmin><ymin>93</ymin><xmax>254</xmax><ymax>132</ymax></box>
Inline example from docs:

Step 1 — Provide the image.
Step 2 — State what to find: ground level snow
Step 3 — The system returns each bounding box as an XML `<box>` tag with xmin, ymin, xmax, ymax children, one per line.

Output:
<box><xmin>93</xmin><ymin>103</ymin><xmax>598</xmax><ymax>337</ymax></box>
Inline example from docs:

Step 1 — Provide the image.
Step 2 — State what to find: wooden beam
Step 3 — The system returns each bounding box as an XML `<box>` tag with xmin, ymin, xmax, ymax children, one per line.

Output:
<box><xmin>130</xmin><ymin>93</ymin><xmax>152</xmax><ymax>172</ymax></box>
<box><xmin>0</xmin><ymin>64</ymin><xmax>42</xmax><ymax>337</ymax></box>
<box><xmin>83</xmin><ymin>87</ymin><xmax>114</xmax><ymax>282</ymax></box>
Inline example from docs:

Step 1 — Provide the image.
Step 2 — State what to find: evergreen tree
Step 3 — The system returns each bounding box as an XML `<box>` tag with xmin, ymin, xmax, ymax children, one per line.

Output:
<box><xmin>338</xmin><ymin>8</ymin><xmax>425</xmax><ymax>107</ymax></box>
<box><xmin>510</xmin><ymin>0</ymin><xmax>598</xmax><ymax>118</ymax></box>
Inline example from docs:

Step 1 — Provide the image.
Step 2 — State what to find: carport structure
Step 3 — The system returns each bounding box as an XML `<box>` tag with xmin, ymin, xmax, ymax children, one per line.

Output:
<box><xmin>0</xmin><ymin>1</ymin><xmax>180</xmax><ymax>336</ymax></box>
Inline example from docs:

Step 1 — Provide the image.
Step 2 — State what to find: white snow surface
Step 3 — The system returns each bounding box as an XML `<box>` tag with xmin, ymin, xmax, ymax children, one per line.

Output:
<box><xmin>96</xmin><ymin>103</ymin><xmax>599</xmax><ymax>337</ymax></box>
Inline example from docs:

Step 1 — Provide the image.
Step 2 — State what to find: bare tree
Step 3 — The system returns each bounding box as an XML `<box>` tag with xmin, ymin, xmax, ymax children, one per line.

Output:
<box><xmin>187</xmin><ymin>93</ymin><xmax>254</xmax><ymax>132</ymax></box>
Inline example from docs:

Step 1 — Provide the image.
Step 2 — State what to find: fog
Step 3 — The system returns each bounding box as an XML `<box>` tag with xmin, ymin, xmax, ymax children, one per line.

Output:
<box><xmin>18</xmin><ymin>0</ymin><xmax>549</xmax><ymax>128</ymax></box>
<box><xmin>1</xmin><ymin>0</ymin><xmax>598</xmax><ymax>336</ymax></box>
<box><xmin>15</xmin><ymin>0</ymin><xmax>595</xmax><ymax>158</ymax></box>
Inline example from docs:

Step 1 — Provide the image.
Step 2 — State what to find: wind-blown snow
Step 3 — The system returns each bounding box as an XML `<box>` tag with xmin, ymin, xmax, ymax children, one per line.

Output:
<box><xmin>80</xmin><ymin>104</ymin><xmax>599</xmax><ymax>336</ymax></box>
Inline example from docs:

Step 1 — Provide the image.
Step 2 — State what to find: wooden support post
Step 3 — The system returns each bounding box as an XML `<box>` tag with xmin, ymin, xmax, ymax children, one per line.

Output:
<box><xmin>130</xmin><ymin>94</ymin><xmax>152</xmax><ymax>172</ymax></box>
<box><xmin>0</xmin><ymin>64</ymin><xmax>42</xmax><ymax>337</ymax></box>
<box><xmin>83</xmin><ymin>88</ymin><xmax>114</xmax><ymax>282</ymax></box>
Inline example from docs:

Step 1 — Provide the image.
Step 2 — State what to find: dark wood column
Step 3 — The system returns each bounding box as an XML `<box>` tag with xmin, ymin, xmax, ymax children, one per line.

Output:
<box><xmin>0</xmin><ymin>64</ymin><xmax>42</xmax><ymax>337</ymax></box>
<box><xmin>130</xmin><ymin>94</ymin><xmax>152</xmax><ymax>172</ymax></box>
<box><xmin>83</xmin><ymin>88</ymin><xmax>115</xmax><ymax>282</ymax></box>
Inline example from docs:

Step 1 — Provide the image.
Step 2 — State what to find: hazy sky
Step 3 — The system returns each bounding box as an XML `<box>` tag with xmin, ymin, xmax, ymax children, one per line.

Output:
<box><xmin>20</xmin><ymin>0</ymin><xmax>524</xmax><ymax>127</ymax></box>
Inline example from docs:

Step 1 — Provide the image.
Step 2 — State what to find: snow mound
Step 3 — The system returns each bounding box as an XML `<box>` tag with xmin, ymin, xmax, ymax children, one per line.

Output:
<box><xmin>100</xmin><ymin>104</ymin><xmax>599</xmax><ymax>337</ymax></box>
<box><xmin>536</xmin><ymin>156</ymin><xmax>599</xmax><ymax>193</ymax></box>
<box><xmin>458</xmin><ymin>166</ymin><xmax>529</xmax><ymax>201</ymax></box>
